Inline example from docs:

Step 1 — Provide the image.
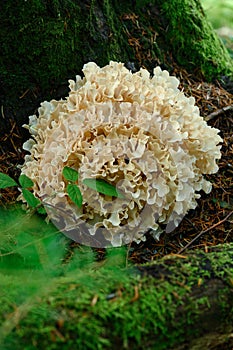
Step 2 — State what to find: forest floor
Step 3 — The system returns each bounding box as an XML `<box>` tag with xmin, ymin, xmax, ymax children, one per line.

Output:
<box><xmin>0</xmin><ymin>67</ymin><xmax>232</xmax><ymax>264</ymax></box>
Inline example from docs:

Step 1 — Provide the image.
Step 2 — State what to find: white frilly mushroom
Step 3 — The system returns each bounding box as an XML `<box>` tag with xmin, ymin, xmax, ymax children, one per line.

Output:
<box><xmin>20</xmin><ymin>61</ymin><xmax>222</xmax><ymax>247</ymax></box>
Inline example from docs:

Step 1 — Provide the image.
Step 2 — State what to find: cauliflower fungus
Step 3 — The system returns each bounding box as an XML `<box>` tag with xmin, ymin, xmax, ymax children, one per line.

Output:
<box><xmin>21</xmin><ymin>61</ymin><xmax>222</xmax><ymax>247</ymax></box>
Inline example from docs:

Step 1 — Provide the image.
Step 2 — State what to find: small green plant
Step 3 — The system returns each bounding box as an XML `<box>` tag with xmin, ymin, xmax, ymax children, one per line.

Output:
<box><xmin>0</xmin><ymin>172</ymin><xmax>46</xmax><ymax>214</ymax></box>
<box><xmin>62</xmin><ymin>166</ymin><xmax>83</xmax><ymax>208</ymax></box>
<box><xmin>0</xmin><ymin>204</ymin><xmax>129</xmax><ymax>347</ymax></box>
<box><xmin>62</xmin><ymin>166</ymin><xmax>125</xmax><ymax>208</ymax></box>
<box><xmin>0</xmin><ymin>167</ymin><xmax>130</xmax><ymax>346</ymax></box>
<box><xmin>0</xmin><ymin>169</ymin><xmax>129</xmax><ymax>343</ymax></box>
<box><xmin>0</xmin><ymin>167</ymin><xmax>125</xmax><ymax>212</ymax></box>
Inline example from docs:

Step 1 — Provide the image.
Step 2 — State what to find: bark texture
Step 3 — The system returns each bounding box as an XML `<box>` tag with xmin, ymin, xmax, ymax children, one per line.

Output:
<box><xmin>0</xmin><ymin>0</ymin><xmax>232</xmax><ymax>129</ymax></box>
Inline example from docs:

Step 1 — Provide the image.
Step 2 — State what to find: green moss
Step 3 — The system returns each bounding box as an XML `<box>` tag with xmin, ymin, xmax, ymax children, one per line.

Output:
<box><xmin>0</xmin><ymin>0</ymin><xmax>133</xmax><ymax>92</ymax></box>
<box><xmin>1</xmin><ymin>0</ymin><xmax>232</xmax><ymax>127</ymax></box>
<box><xmin>0</xmin><ymin>0</ymin><xmax>134</xmax><ymax>124</ymax></box>
<box><xmin>157</xmin><ymin>0</ymin><xmax>233</xmax><ymax>80</ymax></box>
<box><xmin>1</xmin><ymin>244</ymin><xmax>232</xmax><ymax>350</ymax></box>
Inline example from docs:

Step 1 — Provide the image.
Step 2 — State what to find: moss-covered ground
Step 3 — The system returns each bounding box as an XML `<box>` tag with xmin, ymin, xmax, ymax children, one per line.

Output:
<box><xmin>0</xmin><ymin>241</ymin><xmax>232</xmax><ymax>350</ymax></box>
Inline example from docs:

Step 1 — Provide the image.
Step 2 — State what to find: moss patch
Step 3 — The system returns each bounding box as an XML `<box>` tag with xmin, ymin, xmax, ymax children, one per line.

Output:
<box><xmin>157</xmin><ymin>0</ymin><xmax>233</xmax><ymax>80</ymax></box>
<box><xmin>0</xmin><ymin>244</ymin><xmax>232</xmax><ymax>350</ymax></box>
<box><xmin>0</xmin><ymin>0</ymin><xmax>134</xmax><ymax>125</ymax></box>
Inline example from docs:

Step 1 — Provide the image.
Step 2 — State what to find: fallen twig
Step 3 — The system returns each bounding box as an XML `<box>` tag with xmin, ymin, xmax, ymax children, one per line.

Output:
<box><xmin>205</xmin><ymin>105</ymin><xmax>233</xmax><ymax>121</ymax></box>
<box><xmin>178</xmin><ymin>211</ymin><xmax>233</xmax><ymax>254</ymax></box>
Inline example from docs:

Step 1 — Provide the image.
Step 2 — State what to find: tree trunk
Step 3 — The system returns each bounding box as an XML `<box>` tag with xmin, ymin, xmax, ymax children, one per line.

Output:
<box><xmin>0</xmin><ymin>243</ymin><xmax>232</xmax><ymax>349</ymax></box>
<box><xmin>0</xmin><ymin>0</ymin><xmax>232</xmax><ymax>129</ymax></box>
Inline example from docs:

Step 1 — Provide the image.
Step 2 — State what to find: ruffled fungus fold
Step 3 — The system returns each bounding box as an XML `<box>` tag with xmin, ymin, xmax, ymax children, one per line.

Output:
<box><xmin>20</xmin><ymin>61</ymin><xmax>222</xmax><ymax>246</ymax></box>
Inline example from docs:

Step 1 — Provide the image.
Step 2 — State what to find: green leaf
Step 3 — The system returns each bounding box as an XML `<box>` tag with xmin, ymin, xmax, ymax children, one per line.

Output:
<box><xmin>22</xmin><ymin>189</ymin><xmax>41</xmax><ymax>208</ymax></box>
<box><xmin>67</xmin><ymin>183</ymin><xmax>83</xmax><ymax>207</ymax></box>
<box><xmin>0</xmin><ymin>172</ymin><xmax>18</xmax><ymax>189</ymax></box>
<box><xmin>19</xmin><ymin>174</ymin><xmax>34</xmax><ymax>188</ymax></box>
<box><xmin>62</xmin><ymin>166</ymin><xmax>79</xmax><ymax>182</ymax></box>
<box><xmin>83</xmin><ymin>178</ymin><xmax>125</xmax><ymax>198</ymax></box>
<box><xmin>36</xmin><ymin>206</ymin><xmax>47</xmax><ymax>215</ymax></box>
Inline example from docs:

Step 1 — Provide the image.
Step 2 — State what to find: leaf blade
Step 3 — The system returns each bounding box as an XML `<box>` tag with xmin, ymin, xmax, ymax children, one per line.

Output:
<box><xmin>0</xmin><ymin>173</ymin><xmax>18</xmax><ymax>189</ymax></box>
<box><xmin>22</xmin><ymin>189</ymin><xmax>41</xmax><ymax>208</ymax></box>
<box><xmin>67</xmin><ymin>183</ymin><xmax>83</xmax><ymax>208</ymax></box>
<box><xmin>36</xmin><ymin>206</ymin><xmax>47</xmax><ymax>215</ymax></box>
<box><xmin>62</xmin><ymin>166</ymin><xmax>79</xmax><ymax>182</ymax></box>
<box><xmin>19</xmin><ymin>174</ymin><xmax>34</xmax><ymax>188</ymax></box>
<box><xmin>82</xmin><ymin>178</ymin><xmax>125</xmax><ymax>198</ymax></box>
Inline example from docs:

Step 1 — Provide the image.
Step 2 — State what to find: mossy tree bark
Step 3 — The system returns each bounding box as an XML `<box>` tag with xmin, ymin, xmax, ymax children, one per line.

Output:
<box><xmin>0</xmin><ymin>0</ymin><xmax>232</xmax><ymax>130</ymax></box>
<box><xmin>0</xmin><ymin>244</ymin><xmax>232</xmax><ymax>350</ymax></box>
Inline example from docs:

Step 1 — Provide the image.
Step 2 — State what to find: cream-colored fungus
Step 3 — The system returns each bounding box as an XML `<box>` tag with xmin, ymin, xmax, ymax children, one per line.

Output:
<box><xmin>20</xmin><ymin>61</ymin><xmax>222</xmax><ymax>246</ymax></box>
